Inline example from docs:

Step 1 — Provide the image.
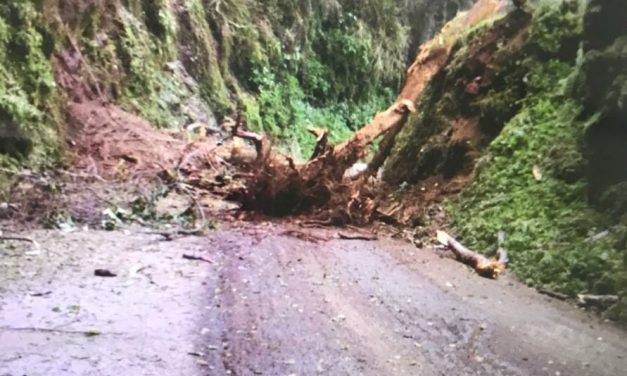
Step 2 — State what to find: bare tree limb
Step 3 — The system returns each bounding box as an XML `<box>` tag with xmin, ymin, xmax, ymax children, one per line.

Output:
<box><xmin>436</xmin><ymin>231</ymin><xmax>507</xmax><ymax>279</ymax></box>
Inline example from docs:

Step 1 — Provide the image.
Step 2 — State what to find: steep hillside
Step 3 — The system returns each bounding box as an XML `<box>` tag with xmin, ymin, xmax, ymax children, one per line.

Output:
<box><xmin>0</xmin><ymin>0</ymin><xmax>474</xmax><ymax>177</ymax></box>
<box><xmin>386</xmin><ymin>0</ymin><xmax>627</xmax><ymax>320</ymax></box>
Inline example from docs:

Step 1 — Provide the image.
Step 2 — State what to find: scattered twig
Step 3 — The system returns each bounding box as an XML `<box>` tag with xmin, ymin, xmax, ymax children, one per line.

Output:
<box><xmin>577</xmin><ymin>294</ymin><xmax>619</xmax><ymax>310</ymax></box>
<box><xmin>182</xmin><ymin>253</ymin><xmax>213</xmax><ymax>264</ymax></box>
<box><xmin>337</xmin><ymin>232</ymin><xmax>378</xmax><ymax>241</ymax></box>
<box><xmin>145</xmin><ymin>228</ymin><xmax>206</xmax><ymax>241</ymax></box>
<box><xmin>0</xmin><ymin>236</ymin><xmax>37</xmax><ymax>244</ymax></box>
<box><xmin>29</xmin><ymin>291</ymin><xmax>52</xmax><ymax>297</ymax></box>
<box><xmin>299</xmin><ymin>219</ymin><xmax>334</xmax><ymax>228</ymax></box>
<box><xmin>537</xmin><ymin>287</ymin><xmax>569</xmax><ymax>301</ymax></box>
<box><xmin>280</xmin><ymin>230</ymin><xmax>331</xmax><ymax>243</ymax></box>
<box><xmin>94</xmin><ymin>269</ymin><xmax>117</xmax><ymax>277</ymax></box>
<box><xmin>0</xmin><ymin>326</ymin><xmax>121</xmax><ymax>336</ymax></box>
<box><xmin>57</xmin><ymin>169</ymin><xmax>107</xmax><ymax>182</ymax></box>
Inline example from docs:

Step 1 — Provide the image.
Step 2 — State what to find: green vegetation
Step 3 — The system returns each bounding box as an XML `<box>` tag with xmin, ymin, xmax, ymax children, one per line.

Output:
<box><xmin>108</xmin><ymin>0</ymin><xmax>407</xmax><ymax>154</ymax></box>
<box><xmin>246</xmin><ymin>66</ymin><xmax>394</xmax><ymax>158</ymax></box>
<box><xmin>114</xmin><ymin>3</ymin><xmax>187</xmax><ymax>128</ymax></box>
<box><xmin>444</xmin><ymin>2</ymin><xmax>627</xmax><ymax>318</ymax></box>
<box><xmin>210</xmin><ymin>0</ymin><xmax>409</xmax><ymax>158</ymax></box>
<box><xmin>1</xmin><ymin>0</ymin><xmax>422</xmax><ymax>166</ymax></box>
<box><xmin>0</xmin><ymin>1</ymin><xmax>62</xmax><ymax>169</ymax></box>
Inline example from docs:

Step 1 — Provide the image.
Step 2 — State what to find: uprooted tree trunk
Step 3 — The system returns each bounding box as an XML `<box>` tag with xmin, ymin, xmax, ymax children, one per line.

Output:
<box><xmin>230</xmin><ymin>48</ymin><xmax>451</xmax><ymax>223</ymax></box>
<box><xmin>229</xmin><ymin>0</ymin><xmax>507</xmax><ymax>224</ymax></box>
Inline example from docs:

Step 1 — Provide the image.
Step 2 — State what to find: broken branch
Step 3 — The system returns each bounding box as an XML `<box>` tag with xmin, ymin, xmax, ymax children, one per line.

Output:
<box><xmin>0</xmin><ymin>236</ymin><xmax>37</xmax><ymax>244</ymax></box>
<box><xmin>577</xmin><ymin>294</ymin><xmax>619</xmax><ymax>310</ymax></box>
<box><xmin>307</xmin><ymin>127</ymin><xmax>330</xmax><ymax>160</ymax></box>
<box><xmin>280</xmin><ymin>230</ymin><xmax>331</xmax><ymax>243</ymax></box>
<box><xmin>182</xmin><ymin>253</ymin><xmax>213</xmax><ymax>264</ymax></box>
<box><xmin>337</xmin><ymin>232</ymin><xmax>378</xmax><ymax>241</ymax></box>
<box><xmin>436</xmin><ymin>231</ymin><xmax>507</xmax><ymax>279</ymax></box>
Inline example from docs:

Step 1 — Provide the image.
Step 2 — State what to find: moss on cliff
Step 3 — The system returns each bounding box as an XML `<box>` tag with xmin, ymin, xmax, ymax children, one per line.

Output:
<box><xmin>387</xmin><ymin>1</ymin><xmax>627</xmax><ymax>318</ymax></box>
<box><xmin>0</xmin><ymin>1</ymin><xmax>62</xmax><ymax>169</ymax></box>
<box><xmin>455</xmin><ymin>4</ymin><xmax>626</xmax><ymax>314</ymax></box>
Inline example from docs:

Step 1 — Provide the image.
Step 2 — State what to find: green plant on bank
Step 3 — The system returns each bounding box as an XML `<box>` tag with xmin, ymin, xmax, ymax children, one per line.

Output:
<box><xmin>115</xmin><ymin>5</ymin><xmax>186</xmax><ymax>128</ymax></box>
<box><xmin>446</xmin><ymin>3</ymin><xmax>626</xmax><ymax>317</ymax></box>
<box><xmin>244</xmin><ymin>64</ymin><xmax>394</xmax><ymax>159</ymax></box>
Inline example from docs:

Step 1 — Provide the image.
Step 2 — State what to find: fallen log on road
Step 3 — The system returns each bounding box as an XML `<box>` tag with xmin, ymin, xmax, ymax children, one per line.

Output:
<box><xmin>436</xmin><ymin>231</ymin><xmax>508</xmax><ymax>279</ymax></box>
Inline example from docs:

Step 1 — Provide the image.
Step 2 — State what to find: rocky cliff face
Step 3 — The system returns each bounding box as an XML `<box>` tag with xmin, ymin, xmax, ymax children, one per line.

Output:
<box><xmin>404</xmin><ymin>0</ymin><xmax>476</xmax><ymax>63</ymax></box>
<box><xmin>580</xmin><ymin>0</ymin><xmax>627</xmax><ymax>204</ymax></box>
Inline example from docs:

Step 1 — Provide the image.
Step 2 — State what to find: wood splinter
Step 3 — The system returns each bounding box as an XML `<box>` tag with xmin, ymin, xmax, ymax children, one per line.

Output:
<box><xmin>436</xmin><ymin>230</ymin><xmax>508</xmax><ymax>279</ymax></box>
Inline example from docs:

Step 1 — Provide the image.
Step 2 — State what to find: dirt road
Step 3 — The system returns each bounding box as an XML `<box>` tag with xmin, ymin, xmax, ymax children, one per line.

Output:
<box><xmin>1</xmin><ymin>223</ymin><xmax>626</xmax><ymax>375</ymax></box>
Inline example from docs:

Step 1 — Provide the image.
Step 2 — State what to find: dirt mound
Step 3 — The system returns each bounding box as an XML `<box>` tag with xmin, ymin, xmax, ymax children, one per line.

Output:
<box><xmin>66</xmin><ymin>102</ymin><xmax>186</xmax><ymax>180</ymax></box>
<box><xmin>3</xmin><ymin>101</ymin><xmax>195</xmax><ymax>226</ymax></box>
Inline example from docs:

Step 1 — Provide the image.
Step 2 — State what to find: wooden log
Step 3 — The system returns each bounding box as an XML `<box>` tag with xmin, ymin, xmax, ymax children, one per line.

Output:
<box><xmin>436</xmin><ymin>231</ymin><xmax>507</xmax><ymax>279</ymax></box>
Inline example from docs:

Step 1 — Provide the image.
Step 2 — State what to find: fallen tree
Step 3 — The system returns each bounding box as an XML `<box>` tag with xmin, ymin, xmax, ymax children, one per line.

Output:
<box><xmin>194</xmin><ymin>0</ymin><xmax>508</xmax><ymax>225</ymax></box>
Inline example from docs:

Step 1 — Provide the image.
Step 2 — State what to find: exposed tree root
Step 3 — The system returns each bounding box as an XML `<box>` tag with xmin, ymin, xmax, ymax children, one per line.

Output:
<box><xmin>175</xmin><ymin>0</ymin><xmax>507</xmax><ymax>227</ymax></box>
<box><xmin>226</xmin><ymin>67</ymin><xmax>438</xmax><ymax>224</ymax></box>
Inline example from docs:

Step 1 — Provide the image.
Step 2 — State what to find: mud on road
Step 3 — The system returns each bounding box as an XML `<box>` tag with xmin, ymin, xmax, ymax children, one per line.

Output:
<box><xmin>1</xmin><ymin>223</ymin><xmax>626</xmax><ymax>375</ymax></box>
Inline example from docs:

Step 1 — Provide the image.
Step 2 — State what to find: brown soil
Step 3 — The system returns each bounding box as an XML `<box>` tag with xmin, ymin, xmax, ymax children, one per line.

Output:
<box><xmin>378</xmin><ymin>175</ymin><xmax>472</xmax><ymax>237</ymax></box>
<box><xmin>450</xmin><ymin>116</ymin><xmax>482</xmax><ymax>146</ymax></box>
<box><xmin>66</xmin><ymin>102</ymin><xmax>187</xmax><ymax>180</ymax></box>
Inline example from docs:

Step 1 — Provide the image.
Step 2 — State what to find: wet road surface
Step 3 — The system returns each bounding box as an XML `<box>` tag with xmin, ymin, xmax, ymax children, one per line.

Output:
<box><xmin>1</xmin><ymin>224</ymin><xmax>626</xmax><ymax>375</ymax></box>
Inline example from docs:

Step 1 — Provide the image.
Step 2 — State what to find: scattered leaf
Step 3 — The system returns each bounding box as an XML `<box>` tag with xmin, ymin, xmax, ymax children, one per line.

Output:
<box><xmin>84</xmin><ymin>329</ymin><xmax>101</xmax><ymax>337</ymax></box>
<box><xmin>532</xmin><ymin>165</ymin><xmax>543</xmax><ymax>181</ymax></box>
